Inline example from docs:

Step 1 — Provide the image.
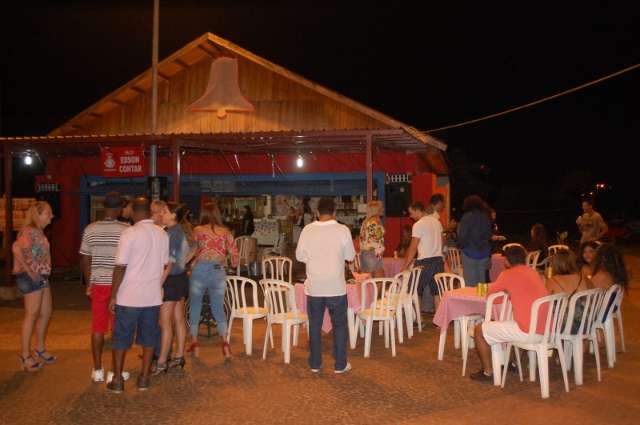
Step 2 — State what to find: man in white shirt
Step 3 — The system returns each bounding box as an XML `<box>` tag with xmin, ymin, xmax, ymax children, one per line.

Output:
<box><xmin>106</xmin><ymin>197</ymin><xmax>170</xmax><ymax>393</ymax></box>
<box><xmin>401</xmin><ymin>198</ymin><xmax>445</xmax><ymax>313</ymax></box>
<box><xmin>296</xmin><ymin>198</ymin><xmax>356</xmax><ymax>374</ymax></box>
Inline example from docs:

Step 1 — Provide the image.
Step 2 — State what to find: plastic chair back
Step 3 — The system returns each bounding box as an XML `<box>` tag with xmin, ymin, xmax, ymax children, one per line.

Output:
<box><xmin>445</xmin><ymin>247</ymin><xmax>462</xmax><ymax>274</ymax></box>
<box><xmin>503</xmin><ymin>243</ymin><xmax>526</xmax><ymax>252</ymax></box>
<box><xmin>434</xmin><ymin>272</ymin><xmax>466</xmax><ymax>297</ymax></box>
<box><xmin>526</xmin><ymin>250</ymin><xmax>541</xmax><ymax>269</ymax></box>
<box><xmin>361</xmin><ymin>277</ymin><xmax>400</xmax><ymax>319</ymax></box>
<box><xmin>596</xmin><ymin>284</ymin><xmax>622</xmax><ymax>324</ymax></box>
<box><xmin>563</xmin><ymin>288</ymin><xmax>605</xmax><ymax>336</ymax></box>
<box><xmin>261</xmin><ymin>279</ymin><xmax>296</xmax><ymax>317</ymax></box>
<box><xmin>548</xmin><ymin>244</ymin><xmax>570</xmax><ymax>256</ymax></box>
<box><xmin>261</xmin><ymin>256</ymin><xmax>293</xmax><ymax>284</ymax></box>
<box><xmin>485</xmin><ymin>291</ymin><xmax>511</xmax><ymax>322</ymax></box>
<box><xmin>527</xmin><ymin>293</ymin><xmax>568</xmax><ymax>344</ymax></box>
<box><xmin>226</xmin><ymin>276</ymin><xmax>263</xmax><ymax>312</ymax></box>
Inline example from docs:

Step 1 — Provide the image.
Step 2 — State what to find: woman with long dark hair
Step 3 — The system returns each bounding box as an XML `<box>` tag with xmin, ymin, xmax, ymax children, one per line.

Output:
<box><xmin>154</xmin><ymin>202</ymin><xmax>195</xmax><ymax>373</ymax></box>
<box><xmin>578</xmin><ymin>240</ymin><xmax>599</xmax><ymax>279</ymax></box>
<box><xmin>456</xmin><ymin>195</ymin><xmax>492</xmax><ymax>286</ymax></box>
<box><xmin>186</xmin><ymin>202</ymin><xmax>238</xmax><ymax>360</ymax></box>
<box><xmin>13</xmin><ymin>201</ymin><xmax>55</xmax><ymax>371</ymax></box>
<box><xmin>591</xmin><ymin>244</ymin><xmax>629</xmax><ymax>291</ymax></box>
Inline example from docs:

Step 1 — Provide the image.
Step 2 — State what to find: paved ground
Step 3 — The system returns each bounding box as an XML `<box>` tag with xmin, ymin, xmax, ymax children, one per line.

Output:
<box><xmin>1</xmin><ymin>249</ymin><xmax>639</xmax><ymax>425</ymax></box>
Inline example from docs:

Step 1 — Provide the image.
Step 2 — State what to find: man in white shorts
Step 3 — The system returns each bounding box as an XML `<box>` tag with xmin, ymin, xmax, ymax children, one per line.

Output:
<box><xmin>471</xmin><ymin>246</ymin><xmax>549</xmax><ymax>382</ymax></box>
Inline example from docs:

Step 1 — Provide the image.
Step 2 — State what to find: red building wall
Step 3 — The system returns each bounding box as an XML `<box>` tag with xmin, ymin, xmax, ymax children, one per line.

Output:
<box><xmin>44</xmin><ymin>151</ymin><xmax>444</xmax><ymax>266</ymax></box>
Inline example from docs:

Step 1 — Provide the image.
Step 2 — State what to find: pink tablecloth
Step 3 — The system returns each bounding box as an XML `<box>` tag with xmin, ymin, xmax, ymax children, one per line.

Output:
<box><xmin>383</xmin><ymin>257</ymin><xmax>404</xmax><ymax>277</ymax></box>
<box><xmin>295</xmin><ymin>283</ymin><xmax>369</xmax><ymax>333</ymax></box>
<box><xmin>433</xmin><ymin>287</ymin><xmax>487</xmax><ymax>329</ymax></box>
<box><xmin>489</xmin><ymin>254</ymin><xmax>507</xmax><ymax>282</ymax></box>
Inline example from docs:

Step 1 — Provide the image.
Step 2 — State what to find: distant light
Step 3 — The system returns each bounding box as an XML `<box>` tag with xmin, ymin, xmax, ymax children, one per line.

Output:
<box><xmin>296</xmin><ymin>154</ymin><xmax>304</xmax><ymax>168</ymax></box>
<box><xmin>24</xmin><ymin>154</ymin><xmax>33</xmax><ymax>166</ymax></box>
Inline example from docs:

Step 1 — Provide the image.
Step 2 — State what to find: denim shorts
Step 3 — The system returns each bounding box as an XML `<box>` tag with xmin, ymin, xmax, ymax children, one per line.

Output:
<box><xmin>15</xmin><ymin>273</ymin><xmax>49</xmax><ymax>295</ymax></box>
<box><xmin>360</xmin><ymin>250</ymin><xmax>383</xmax><ymax>273</ymax></box>
<box><xmin>112</xmin><ymin>305</ymin><xmax>160</xmax><ymax>350</ymax></box>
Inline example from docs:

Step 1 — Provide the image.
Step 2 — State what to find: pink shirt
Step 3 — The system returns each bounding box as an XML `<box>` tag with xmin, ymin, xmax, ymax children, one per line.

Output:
<box><xmin>488</xmin><ymin>265</ymin><xmax>549</xmax><ymax>334</ymax></box>
<box><xmin>114</xmin><ymin>219</ymin><xmax>169</xmax><ymax>307</ymax></box>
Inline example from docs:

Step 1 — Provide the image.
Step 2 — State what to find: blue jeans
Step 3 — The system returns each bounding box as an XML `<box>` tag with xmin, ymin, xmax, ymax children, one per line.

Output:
<box><xmin>189</xmin><ymin>261</ymin><xmax>227</xmax><ymax>337</ymax></box>
<box><xmin>112</xmin><ymin>305</ymin><xmax>160</xmax><ymax>350</ymax></box>
<box><xmin>461</xmin><ymin>253</ymin><xmax>490</xmax><ymax>287</ymax></box>
<box><xmin>307</xmin><ymin>295</ymin><xmax>348</xmax><ymax>370</ymax></box>
<box><xmin>415</xmin><ymin>257</ymin><xmax>444</xmax><ymax>313</ymax></box>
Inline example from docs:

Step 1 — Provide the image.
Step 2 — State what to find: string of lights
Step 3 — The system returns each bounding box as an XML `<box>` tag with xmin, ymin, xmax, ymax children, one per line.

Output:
<box><xmin>423</xmin><ymin>63</ymin><xmax>640</xmax><ymax>134</ymax></box>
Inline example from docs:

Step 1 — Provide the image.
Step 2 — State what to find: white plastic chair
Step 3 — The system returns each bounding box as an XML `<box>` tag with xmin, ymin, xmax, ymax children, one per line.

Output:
<box><xmin>261</xmin><ymin>256</ymin><xmax>293</xmax><ymax>284</ymax></box>
<box><xmin>548</xmin><ymin>244</ymin><xmax>570</xmax><ymax>256</ymax></box>
<box><xmin>261</xmin><ymin>279</ymin><xmax>308</xmax><ymax>364</ymax></box>
<box><xmin>525</xmin><ymin>250</ymin><xmax>541</xmax><ymax>269</ymax></box>
<box><xmin>390</xmin><ymin>271</ymin><xmax>410</xmax><ymax>344</ymax></box>
<box><xmin>503</xmin><ymin>243</ymin><xmax>526</xmax><ymax>252</ymax></box>
<box><xmin>560</xmin><ymin>288</ymin><xmax>605</xmax><ymax>385</ymax></box>
<box><xmin>235</xmin><ymin>236</ymin><xmax>254</xmax><ymax>276</ymax></box>
<box><xmin>593</xmin><ymin>284</ymin><xmax>624</xmax><ymax>368</ymax></box>
<box><xmin>434</xmin><ymin>273</ymin><xmax>482</xmax><ymax>361</ymax></box>
<box><xmin>445</xmin><ymin>247</ymin><xmax>463</xmax><ymax>275</ymax></box>
<box><xmin>226</xmin><ymin>276</ymin><xmax>268</xmax><ymax>356</ymax></box>
<box><xmin>355</xmin><ymin>277</ymin><xmax>401</xmax><ymax>358</ymax></box>
<box><xmin>501</xmin><ymin>293</ymin><xmax>570</xmax><ymax>399</ymax></box>
<box><xmin>400</xmin><ymin>266</ymin><xmax>423</xmax><ymax>338</ymax></box>
<box><xmin>462</xmin><ymin>291</ymin><xmax>512</xmax><ymax>382</ymax></box>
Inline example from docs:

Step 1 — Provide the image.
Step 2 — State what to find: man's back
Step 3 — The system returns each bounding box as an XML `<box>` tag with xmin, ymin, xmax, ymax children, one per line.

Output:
<box><xmin>80</xmin><ymin>220</ymin><xmax>129</xmax><ymax>285</ymax></box>
<box><xmin>296</xmin><ymin>220</ymin><xmax>356</xmax><ymax>297</ymax></box>
<box><xmin>413</xmin><ymin>215</ymin><xmax>443</xmax><ymax>259</ymax></box>
<box><xmin>489</xmin><ymin>265</ymin><xmax>549</xmax><ymax>334</ymax></box>
<box><xmin>115</xmin><ymin>219</ymin><xmax>169</xmax><ymax>307</ymax></box>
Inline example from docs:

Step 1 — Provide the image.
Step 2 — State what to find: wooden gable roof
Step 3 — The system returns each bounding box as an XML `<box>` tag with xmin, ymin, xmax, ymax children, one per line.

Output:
<box><xmin>49</xmin><ymin>33</ymin><xmax>445</xmax><ymax>151</ymax></box>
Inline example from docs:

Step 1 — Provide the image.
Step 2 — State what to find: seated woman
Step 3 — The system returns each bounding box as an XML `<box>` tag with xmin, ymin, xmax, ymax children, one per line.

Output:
<box><xmin>545</xmin><ymin>250</ymin><xmax>592</xmax><ymax>334</ymax></box>
<box><xmin>591</xmin><ymin>243</ymin><xmax>629</xmax><ymax>291</ymax></box>
<box><xmin>578</xmin><ymin>240</ymin><xmax>599</xmax><ymax>280</ymax></box>
<box><xmin>395</xmin><ymin>225</ymin><xmax>412</xmax><ymax>258</ymax></box>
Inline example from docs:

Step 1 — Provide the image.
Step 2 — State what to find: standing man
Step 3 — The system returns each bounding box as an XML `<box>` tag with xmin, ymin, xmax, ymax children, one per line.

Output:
<box><xmin>296</xmin><ymin>197</ymin><xmax>356</xmax><ymax>374</ymax></box>
<box><xmin>107</xmin><ymin>197</ymin><xmax>170</xmax><ymax>393</ymax></box>
<box><xmin>80</xmin><ymin>192</ymin><xmax>130</xmax><ymax>383</ymax></box>
<box><xmin>402</xmin><ymin>198</ymin><xmax>445</xmax><ymax>313</ymax></box>
<box><xmin>576</xmin><ymin>198</ymin><xmax>608</xmax><ymax>243</ymax></box>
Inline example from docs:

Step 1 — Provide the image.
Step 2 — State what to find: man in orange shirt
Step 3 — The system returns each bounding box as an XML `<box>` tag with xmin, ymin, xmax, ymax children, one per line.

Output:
<box><xmin>471</xmin><ymin>246</ymin><xmax>549</xmax><ymax>382</ymax></box>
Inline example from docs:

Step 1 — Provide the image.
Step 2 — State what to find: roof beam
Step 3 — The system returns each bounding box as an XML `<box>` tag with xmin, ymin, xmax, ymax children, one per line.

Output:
<box><xmin>198</xmin><ymin>44</ymin><xmax>217</xmax><ymax>57</ymax></box>
<box><xmin>174</xmin><ymin>58</ymin><xmax>190</xmax><ymax>70</ymax></box>
<box><xmin>89</xmin><ymin>112</ymin><xmax>102</xmax><ymax>119</ymax></box>
<box><xmin>158</xmin><ymin>71</ymin><xmax>170</xmax><ymax>81</ymax></box>
<box><xmin>109</xmin><ymin>99</ymin><xmax>127</xmax><ymax>106</ymax></box>
<box><xmin>204</xmin><ymin>39</ymin><xmax>227</xmax><ymax>56</ymax></box>
<box><xmin>131</xmin><ymin>86</ymin><xmax>146</xmax><ymax>94</ymax></box>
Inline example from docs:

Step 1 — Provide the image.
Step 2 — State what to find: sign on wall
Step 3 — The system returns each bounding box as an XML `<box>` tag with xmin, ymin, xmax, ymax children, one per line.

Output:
<box><xmin>101</xmin><ymin>147</ymin><xmax>146</xmax><ymax>177</ymax></box>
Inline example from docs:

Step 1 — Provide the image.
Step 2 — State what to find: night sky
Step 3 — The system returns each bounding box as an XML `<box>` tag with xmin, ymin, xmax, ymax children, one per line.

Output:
<box><xmin>2</xmin><ymin>1</ymin><xmax>639</xmax><ymax>227</ymax></box>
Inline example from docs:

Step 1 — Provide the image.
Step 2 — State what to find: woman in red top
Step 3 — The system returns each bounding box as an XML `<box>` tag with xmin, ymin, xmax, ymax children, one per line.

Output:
<box><xmin>186</xmin><ymin>202</ymin><xmax>238</xmax><ymax>360</ymax></box>
<box><xmin>13</xmin><ymin>201</ymin><xmax>54</xmax><ymax>371</ymax></box>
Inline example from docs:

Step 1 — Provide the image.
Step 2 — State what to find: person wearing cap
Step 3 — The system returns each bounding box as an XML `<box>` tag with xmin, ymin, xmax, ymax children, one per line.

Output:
<box><xmin>107</xmin><ymin>197</ymin><xmax>170</xmax><ymax>393</ymax></box>
<box><xmin>79</xmin><ymin>192</ymin><xmax>130</xmax><ymax>383</ymax></box>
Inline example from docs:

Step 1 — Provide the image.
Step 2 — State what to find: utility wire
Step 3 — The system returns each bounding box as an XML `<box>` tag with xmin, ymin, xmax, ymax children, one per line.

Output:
<box><xmin>424</xmin><ymin>63</ymin><xmax>640</xmax><ymax>134</ymax></box>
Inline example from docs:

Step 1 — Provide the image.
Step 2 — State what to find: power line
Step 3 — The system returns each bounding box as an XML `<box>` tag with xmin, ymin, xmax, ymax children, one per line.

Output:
<box><xmin>424</xmin><ymin>63</ymin><xmax>640</xmax><ymax>134</ymax></box>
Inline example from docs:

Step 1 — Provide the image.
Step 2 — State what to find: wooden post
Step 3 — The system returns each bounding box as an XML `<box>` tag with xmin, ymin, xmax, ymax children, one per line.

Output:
<box><xmin>366</xmin><ymin>133</ymin><xmax>373</xmax><ymax>202</ymax></box>
<box><xmin>149</xmin><ymin>0</ymin><xmax>159</xmax><ymax>178</ymax></box>
<box><xmin>172</xmin><ymin>140</ymin><xmax>181</xmax><ymax>202</ymax></box>
<box><xmin>3</xmin><ymin>144</ymin><xmax>13</xmax><ymax>287</ymax></box>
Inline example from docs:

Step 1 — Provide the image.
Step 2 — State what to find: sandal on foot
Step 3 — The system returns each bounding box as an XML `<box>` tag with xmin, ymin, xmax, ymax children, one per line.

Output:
<box><xmin>35</xmin><ymin>350</ymin><xmax>57</xmax><ymax>365</ymax></box>
<box><xmin>19</xmin><ymin>355</ymin><xmax>43</xmax><ymax>372</ymax></box>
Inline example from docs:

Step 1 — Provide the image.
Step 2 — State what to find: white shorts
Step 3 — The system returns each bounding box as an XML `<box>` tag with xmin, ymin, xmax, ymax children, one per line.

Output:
<box><xmin>481</xmin><ymin>320</ymin><xmax>541</xmax><ymax>346</ymax></box>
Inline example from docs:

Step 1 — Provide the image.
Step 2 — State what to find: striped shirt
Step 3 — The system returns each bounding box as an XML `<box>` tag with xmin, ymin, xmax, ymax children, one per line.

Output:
<box><xmin>79</xmin><ymin>219</ymin><xmax>129</xmax><ymax>285</ymax></box>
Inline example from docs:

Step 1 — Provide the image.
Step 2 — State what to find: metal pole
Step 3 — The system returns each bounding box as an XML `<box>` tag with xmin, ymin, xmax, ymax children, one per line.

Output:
<box><xmin>366</xmin><ymin>134</ymin><xmax>373</xmax><ymax>201</ymax></box>
<box><xmin>3</xmin><ymin>144</ymin><xmax>13</xmax><ymax>287</ymax></box>
<box><xmin>150</xmin><ymin>0</ymin><xmax>159</xmax><ymax>178</ymax></box>
<box><xmin>172</xmin><ymin>139</ymin><xmax>181</xmax><ymax>202</ymax></box>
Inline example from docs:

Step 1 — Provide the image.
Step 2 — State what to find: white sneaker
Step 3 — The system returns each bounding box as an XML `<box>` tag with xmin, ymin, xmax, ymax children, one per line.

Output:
<box><xmin>310</xmin><ymin>367</ymin><xmax>321</xmax><ymax>373</ymax></box>
<box><xmin>334</xmin><ymin>362</ymin><xmax>352</xmax><ymax>374</ymax></box>
<box><xmin>106</xmin><ymin>371</ymin><xmax>131</xmax><ymax>383</ymax></box>
<box><xmin>91</xmin><ymin>368</ymin><xmax>105</xmax><ymax>383</ymax></box>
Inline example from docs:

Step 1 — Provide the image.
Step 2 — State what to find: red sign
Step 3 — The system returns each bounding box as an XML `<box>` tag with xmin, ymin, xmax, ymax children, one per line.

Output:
<box><xmin>101</xmin><ymin>147</ymin><xmax>146</xmax><ymax>177</ymax></box>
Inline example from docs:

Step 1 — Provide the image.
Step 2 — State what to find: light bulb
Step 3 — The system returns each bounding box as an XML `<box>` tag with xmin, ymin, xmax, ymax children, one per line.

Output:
<box><xmin>24</xmin><ymin>155</ymin><xmax>33</xmax><ymax>165</ymax></box>
<box><xmin>296</xmin><ymin>155</ymin><xmax>304</xmax><ymax>168</ymax></box>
